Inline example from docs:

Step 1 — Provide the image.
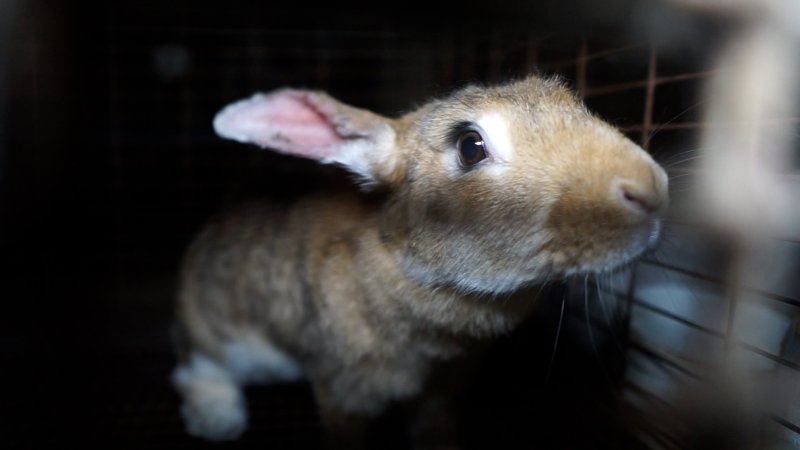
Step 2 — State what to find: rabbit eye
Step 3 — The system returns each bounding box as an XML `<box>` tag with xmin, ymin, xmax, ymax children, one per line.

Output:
<box><xmin>457</xmin><ymin>131</ymin><xmax>488</xmax><ymax>167</ymax></box>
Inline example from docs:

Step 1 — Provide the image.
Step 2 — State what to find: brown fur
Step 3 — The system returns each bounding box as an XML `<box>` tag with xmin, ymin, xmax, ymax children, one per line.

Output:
<box><xmin>173</xmin><ymin>75</ymin><xmax>668</xmax><ymax>444</ymax></box>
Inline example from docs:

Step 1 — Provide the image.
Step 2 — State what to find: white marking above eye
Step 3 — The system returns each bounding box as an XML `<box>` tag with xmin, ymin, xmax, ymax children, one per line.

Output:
<box><xmin>476</xmin><ymin>113</ymin><xmax>514</xmax><ymax>164</ymax></box>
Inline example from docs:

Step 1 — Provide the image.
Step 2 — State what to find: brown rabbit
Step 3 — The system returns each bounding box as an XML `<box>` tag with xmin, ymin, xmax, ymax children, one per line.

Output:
<box><xmin>171</xmin><ymin>75</ymin><xmax>668</xmax><ymax>445</ymax></box>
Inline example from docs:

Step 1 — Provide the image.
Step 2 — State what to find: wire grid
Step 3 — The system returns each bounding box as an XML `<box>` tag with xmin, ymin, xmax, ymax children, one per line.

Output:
<box><xmin>533</xmin><ymin>38</ymin><xmax>800</xmax><ymax>446</ymax></box>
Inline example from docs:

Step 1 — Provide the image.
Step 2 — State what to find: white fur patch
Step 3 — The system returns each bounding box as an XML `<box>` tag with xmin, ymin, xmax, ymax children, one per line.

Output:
<box><xmin>221</xmin><ymin>334</ymin><xmax>303</xmax><ymax>385</ymax></box>
<box><xmin>171</xmin><ymin>337</ymin><xmax>303</xmax><ymax>441</ymax></box>
<box><xmin>322</xmin><ymin>140</ymin><xmax>378</xmax><ymax>184</ymax></box>
<box><xmin>322</xmin><ymin>124</ymin><xmax>398</xmax><ymax>187</ymax></box>
<box><xmin>171</xmin><ymin>353</ymin><xmax>248</xmax><ymax>441</ymax></box>
<box><xmin>477</xmin><ymin>113</ymin><xmax>514</xmax><ymax>165</ymax></box>
<box><xmin>441</xmin><ymin>112</ymin><xmax>515</xmax><ymax>177</ymax></box>
<box><xmin>648</xmin><ymin>220</ymin><xmax>662</xmax><ymax>248</ymax></box>
<box><xmin>173</xmin><ymin>352</ymin><xmax>231</xmax><ymax>386</ymax></box>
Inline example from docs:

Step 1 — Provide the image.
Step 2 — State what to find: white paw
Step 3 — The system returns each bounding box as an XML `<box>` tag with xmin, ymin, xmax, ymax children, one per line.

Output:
<box><xmin>173</xmin><ymin>354</ymin><xmax>248</xmax><ymax>441</ymax></box>
<box><xmin>180</xmin><ymin>381</ymin><xmax>248</xmax><ymax>441</ymax></box>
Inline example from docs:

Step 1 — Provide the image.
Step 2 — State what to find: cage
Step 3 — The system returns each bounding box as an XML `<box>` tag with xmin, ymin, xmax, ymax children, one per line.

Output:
<box><xmin>3</xmin><ymin>1</ymin><xmax>799</xmax><ymax>449</ymax></box>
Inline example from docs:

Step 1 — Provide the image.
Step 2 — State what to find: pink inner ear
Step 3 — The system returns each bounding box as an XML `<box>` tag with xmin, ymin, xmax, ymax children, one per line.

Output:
<box><xmin>213</xmin><ymin>90</ymin><xmax>345</xmax><ymax>160</ymax></box>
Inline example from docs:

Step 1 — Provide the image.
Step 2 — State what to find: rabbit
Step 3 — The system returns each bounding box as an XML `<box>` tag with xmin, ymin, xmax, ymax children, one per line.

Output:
<box><xmin>170</xmin><ymin>74</ymin><xmax>669</xmax><ymax>446</ymax></box>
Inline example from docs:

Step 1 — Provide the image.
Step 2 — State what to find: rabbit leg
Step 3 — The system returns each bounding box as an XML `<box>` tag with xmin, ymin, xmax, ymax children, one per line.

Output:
<box><xmin>171</xmin><ymin>351</ymin><xmax>248</xmax><ymax>441</ymax></box>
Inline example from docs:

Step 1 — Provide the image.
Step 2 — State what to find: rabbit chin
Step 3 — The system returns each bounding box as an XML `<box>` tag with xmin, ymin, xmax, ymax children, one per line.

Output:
<box><xmin>504</xmin><ymin>218</ymin><xmax>662</xmax><ymax>291</ymax></box>
<box><xmin>400</xmin><ymin>219</ymin><xmax>661</xmax><ymax>296</ymax></box>
<box><xmin>559</xmin><ymin>218</ymin><xmax>662</xmax><ymax>277</ymax></box>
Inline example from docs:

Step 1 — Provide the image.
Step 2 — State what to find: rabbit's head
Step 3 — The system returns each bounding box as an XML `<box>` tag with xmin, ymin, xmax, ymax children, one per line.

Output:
<box><xmin>213</xmin><ymin>76</ymin><xmax>668</xmax><ymax>295</ymax></box>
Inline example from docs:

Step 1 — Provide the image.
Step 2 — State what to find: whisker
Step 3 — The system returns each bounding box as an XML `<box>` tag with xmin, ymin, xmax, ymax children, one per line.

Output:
<box><xmin>545</xmin><ymin>291</ymin><xmax>567</xmax><ymax>382</ymax></box>
<box><xmin>660</xmin><ymin>147</ymin><xmax>701</xmax><ymax>160</ymax></box>
<box><xmin>662</xmin><ymin>153</ymin><xmax>707</xmax><ymax>169</ymax></box>
<box><xmin>665</xmin><ymin>186</ymin><xmax>700</xmax><ymax>194</ymax></box>
<box><xmin>533</xmin><ymin>281</ymin><xmax>549</xmax><ymax>301</ymax></box>
<box><xmin>585</xmin><ymin>274</ymin><xmax>613</xmax><ymax>387</ymax></box>
<box><xmin>648</xmin><ymin>100</ymin><xmax>708</xmax><ymax>140</ymax></box>
<box><xmin>595</xmin><ymin>275</ymin><xmax>627</xmax><ymax>357</ymax></box>
<box><xmin>665</xmin><ymin>171</ymin><xmax>697</xmax><ymax>181</ymax></box>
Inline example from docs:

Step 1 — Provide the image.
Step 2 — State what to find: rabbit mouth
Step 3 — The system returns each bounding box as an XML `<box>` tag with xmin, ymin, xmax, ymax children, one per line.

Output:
<box><xmin>593</xmin><ymin>217</ymin><xmax>663</xmax><ymax>273</ymax></box>
<box><xmin>543</xmin><ymin>216</ymin><xmax>663</xmax><ymax>278</ymax></box>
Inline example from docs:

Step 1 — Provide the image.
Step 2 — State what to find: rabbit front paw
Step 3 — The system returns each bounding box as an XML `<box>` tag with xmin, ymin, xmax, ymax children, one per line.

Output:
<box><xmin>173</xmin><ymin>354</ymin><xmax>248</xmax><ymax>441</ymax></box>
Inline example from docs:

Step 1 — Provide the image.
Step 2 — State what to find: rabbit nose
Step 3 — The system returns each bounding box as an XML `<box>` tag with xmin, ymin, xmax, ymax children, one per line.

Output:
<box><xmin>614</xmin><ymin>173</ymin><xmax>668</xmax><ymax>217</ymax></box>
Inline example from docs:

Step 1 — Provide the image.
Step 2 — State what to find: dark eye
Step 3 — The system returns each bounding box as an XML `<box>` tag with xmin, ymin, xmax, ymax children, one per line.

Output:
<box><xmin>457</xmin><ymin>131</ymin><xmax>488</xmax><ymax>167</ymax></box>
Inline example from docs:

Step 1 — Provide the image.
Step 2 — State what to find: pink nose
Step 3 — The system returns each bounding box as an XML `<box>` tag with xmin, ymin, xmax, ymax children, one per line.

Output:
<box><xmin>618</xmin><ymin>182</ymin><xmax>663</xmax><ymax>215</ymax></box>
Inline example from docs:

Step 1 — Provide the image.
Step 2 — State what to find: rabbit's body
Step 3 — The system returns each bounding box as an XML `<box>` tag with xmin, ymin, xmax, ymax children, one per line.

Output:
<box><xmin>174</xmin><ymin>190</ymin><xmax>535</xmax><ymax>437</ymax></box>
<box><xmin>172</xmin><ymin>75</ymin><xmax>669</xmax><ymax>443</ymax></box>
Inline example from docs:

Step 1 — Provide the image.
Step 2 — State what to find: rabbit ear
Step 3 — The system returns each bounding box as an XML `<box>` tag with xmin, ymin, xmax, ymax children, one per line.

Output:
<box><xmin>213</xmin><ymin>89</ymin><xmax>403</xmax><ymax>187</ymax></box>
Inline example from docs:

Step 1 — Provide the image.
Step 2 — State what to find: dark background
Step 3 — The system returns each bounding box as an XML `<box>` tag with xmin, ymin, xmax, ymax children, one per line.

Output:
<box><xmin>0</xmin><ymin>1</ymin><xmax>730</xmax><ymax>448</ymax></box>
